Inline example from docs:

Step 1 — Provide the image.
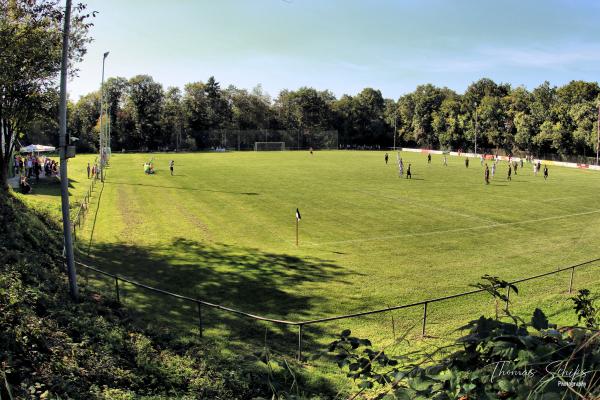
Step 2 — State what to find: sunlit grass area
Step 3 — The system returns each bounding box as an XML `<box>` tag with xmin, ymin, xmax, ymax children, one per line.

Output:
<box><xmin>21</xmin><ymin>150</ymin><xmax>600</xmax><ymax>358</ymax></box>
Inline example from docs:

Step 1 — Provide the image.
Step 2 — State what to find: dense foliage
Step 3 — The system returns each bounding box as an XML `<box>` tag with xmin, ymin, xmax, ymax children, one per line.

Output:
<box><xmin>0</xmin><ymin>0</ymin><xmax>93</xmax><ymax>189</ymax></box>
<box><xmin>327</xmin><ymin>280</ymin><xmax>600</xmax><ymax>399</ymax></box>
<box><xmin>44</xmin><ymin>77</ymin><xmax>600</xmax><ymax>160</ymax></box>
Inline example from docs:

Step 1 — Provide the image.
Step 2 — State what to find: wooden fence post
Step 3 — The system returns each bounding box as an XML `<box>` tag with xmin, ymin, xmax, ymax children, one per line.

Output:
<box><xmin>197</xmin><ymin>302</ymin><xmax>203</xmax><ymax>337</ymax></box>
<box><xmin>421</xmin><ymin>302</ymin><xmax>428</xmax><ymax>337</ymax></box>
<box><xmin>297</xmin><ymin>324</ymin><xmax>304</xmax><ymax>361</ymax></box>
<box><xmin>115</xmin><ymin>277</ymin><xmax>120</xmax><ymax>303</ymax></box>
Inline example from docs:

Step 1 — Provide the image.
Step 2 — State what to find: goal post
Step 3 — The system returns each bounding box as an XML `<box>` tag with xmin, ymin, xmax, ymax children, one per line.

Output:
<box><xmin>197</xmin><ymin>130</ymin><xmax>338</xmax><ymax>151</ymax></box>
<box><xmin>254</xmin><ymin>142</ymin><xmax>285</xmax><ymax>151</ymax></box>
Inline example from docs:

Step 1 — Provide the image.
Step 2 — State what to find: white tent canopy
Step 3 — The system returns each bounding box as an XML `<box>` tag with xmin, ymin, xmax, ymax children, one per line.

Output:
<box><xmin>20</xmin><ymin>144</ymin><xmax>56</xmax><ymax>153</ymax></box>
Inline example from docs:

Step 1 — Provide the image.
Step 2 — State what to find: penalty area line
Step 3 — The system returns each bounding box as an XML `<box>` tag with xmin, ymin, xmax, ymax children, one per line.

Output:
<box><xmin>308</xmin><ymin>209</ymin><xmax>600</xmax><ymax>247</ymax></box>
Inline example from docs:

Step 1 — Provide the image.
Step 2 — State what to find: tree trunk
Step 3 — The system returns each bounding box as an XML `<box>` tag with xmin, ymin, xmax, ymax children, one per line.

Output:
<box><xmin>0</xmin><ymin>118</ymin><xmax>15</xmax><ymax>192</ymax></box>
<box><xmin>0</xmin><ymin>149</ymin><xmax>8</xmax><ymax>192</ymax></box>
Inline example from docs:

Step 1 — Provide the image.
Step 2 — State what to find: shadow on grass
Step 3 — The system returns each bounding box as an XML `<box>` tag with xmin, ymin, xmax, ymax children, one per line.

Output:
<box><xmin>85</xmin><ymin>180</ymin><xmax>105</xmax><ymax>255</ymax></box>
<box><xmin>79</xmin><ymin>238</ymin><xmax>352</xmax><ymax>356</ymax></box>
<box><xmin>26</xmin><ymin>177</ymin><xmax>77</xmax><ymax>197</ymax></box>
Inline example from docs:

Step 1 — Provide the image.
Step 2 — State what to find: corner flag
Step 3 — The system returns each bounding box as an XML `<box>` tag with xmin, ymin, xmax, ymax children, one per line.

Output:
<box><xmin>295</xmin><ymin>208</ymin><xmax>301</xmax><ymax>246</ymax></box>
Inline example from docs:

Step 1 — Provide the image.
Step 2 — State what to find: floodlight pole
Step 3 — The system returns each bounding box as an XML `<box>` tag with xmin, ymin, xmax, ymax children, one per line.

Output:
<box><xmin>99</xmin><ymin>51</ymin><xmax>109</xmax><ymax>182</ymax></box>
<box><xmin>596</xmin><ymin>102</ymin><xmax>599</xmax><ymax>166</ymax></box>
<box><xmin>59</xmin><ymin>0</ymin><xmax>78</xmax><ymax>300</ymax></box>
<box><xmin>393</xmin><ymin>113</ymin><xmax>397</xmax><ymax>151</ymax></box>
<box><xmin>108</xmin><ymin>105</ymin><xmax>111</xmax><ymax>156</ymax></box>
<box><xmin>474</xmin><ymin>103</ymin><xmax>478</xmax><ymax>155</ymax></box>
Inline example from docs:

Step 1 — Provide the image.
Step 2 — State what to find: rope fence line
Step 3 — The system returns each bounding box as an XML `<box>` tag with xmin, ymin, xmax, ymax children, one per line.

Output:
<box><xmin>74</xmin><ymin>257</ymin><xmax>600</xmax><ymax>360</ymax></box>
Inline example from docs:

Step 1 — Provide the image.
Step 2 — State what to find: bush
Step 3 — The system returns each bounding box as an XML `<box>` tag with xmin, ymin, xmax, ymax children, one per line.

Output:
<box><xmin>327</xmin><ymin>277</ymin><xmax>600</xmax><ymax>399</ymax></box>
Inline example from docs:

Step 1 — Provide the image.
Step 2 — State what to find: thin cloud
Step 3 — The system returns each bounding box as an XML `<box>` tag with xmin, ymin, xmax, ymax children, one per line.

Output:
<box><xmin>479</xmin><ymin>45</ymin><xmax>600</xmax><ymax>68</ymax></box>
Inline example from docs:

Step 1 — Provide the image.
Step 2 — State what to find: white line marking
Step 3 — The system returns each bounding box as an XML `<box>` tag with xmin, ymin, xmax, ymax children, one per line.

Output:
<box><xmin>308</xmin><ymin>209</ymin><xmax>600</xmax><ymax>247</ymax></box>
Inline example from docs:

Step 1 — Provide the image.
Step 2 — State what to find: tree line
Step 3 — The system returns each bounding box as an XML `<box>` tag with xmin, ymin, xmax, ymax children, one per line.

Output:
<box><xmin>4</xmin><ymin>3</ymin><xmax>600</xmax><ymax>190</ymax></box>
<box><xmin>56</xmin><ymin>76</ymin><xmax>599</xmax><ymax>160</ymax></box>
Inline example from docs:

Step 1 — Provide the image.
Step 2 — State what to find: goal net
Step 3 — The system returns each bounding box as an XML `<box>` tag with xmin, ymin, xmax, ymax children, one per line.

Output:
<box><xmin>196</xmin><ymin>130</ymin><xmax>338</xmax><ymax>151</ymax></box>
<box><xmin>254</xmin><ymin>142</ymin><xmax>285</xmax><ymax>151</ymax></box>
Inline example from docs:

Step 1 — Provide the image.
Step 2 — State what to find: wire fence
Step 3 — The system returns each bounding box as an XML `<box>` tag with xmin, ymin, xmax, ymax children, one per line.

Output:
<box><xmin>75</xmin><ymin>257</ymin><xmax>600</xmax><ymax>360</ymax></box>
<box><xmin>70</xmin><ymin>157</ymin><xmax>99</xmax><ymax>242</ymax></box>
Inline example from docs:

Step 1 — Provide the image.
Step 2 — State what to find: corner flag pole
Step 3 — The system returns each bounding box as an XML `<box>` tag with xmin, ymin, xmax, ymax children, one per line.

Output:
<box><xmin>295</xmin><ymin>208</ymin><xmax>301</xmax><ymax>246</ymax></box>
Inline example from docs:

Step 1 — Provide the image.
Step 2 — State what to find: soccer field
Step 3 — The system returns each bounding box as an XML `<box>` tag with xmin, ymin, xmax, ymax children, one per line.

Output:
<box><xmin>67</xmin><ymin>150</ymin><xmax>600</xmax><ymax>353</ymax></box>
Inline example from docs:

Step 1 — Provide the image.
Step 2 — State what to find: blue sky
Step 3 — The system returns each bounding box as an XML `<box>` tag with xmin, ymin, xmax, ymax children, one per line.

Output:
<box><xmin>69</xmin><ymin>0</ymin><xmax>600</xmax><ymax>100</ymax></box>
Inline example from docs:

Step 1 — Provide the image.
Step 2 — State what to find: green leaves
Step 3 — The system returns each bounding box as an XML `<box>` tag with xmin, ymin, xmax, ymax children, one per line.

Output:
<box><xmin>329</xmin><ymin>282</ymin><xmax>600</xmax><ymax>399</ymax></box>
<box><xmin>571</xmin><ymin>289</ymin><xmax>598</xmax><ymax>329</ymax></box>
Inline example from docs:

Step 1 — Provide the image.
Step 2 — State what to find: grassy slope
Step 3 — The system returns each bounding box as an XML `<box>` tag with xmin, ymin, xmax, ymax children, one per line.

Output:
<box><xmin>16</xmin><ymin>151</ymin><xmax>600</xmax><ymax>387</ymax></box>
<box><xmin>1</xmin><ymin>189</ymin><xmax>302</xmax><ymax>399</ymax></box>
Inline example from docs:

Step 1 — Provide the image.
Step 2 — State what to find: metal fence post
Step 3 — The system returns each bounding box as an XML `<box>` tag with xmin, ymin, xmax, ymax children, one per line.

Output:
<box><xmin>569</xmin><ymin>267</ymin><xmax>575</xmax><ymax>293</ymax></box>
<box><xmin>115</xmin><ymin>277</ymin><xmax>120</xmax><ymax>303</ymax></box>
<box><xmin>421</xmin><ymin>302</ymin><xmax>428</xmax><ymax>337</ymax></box>
<box><xmin>297</xmin><ymin>324</ymin><xmax>304</xmax><ymax>361</ymax></box>
<box><xmin>197</xmin><ymin>302</ymin><xmax>203</xmax><ymax>337</ymax></box>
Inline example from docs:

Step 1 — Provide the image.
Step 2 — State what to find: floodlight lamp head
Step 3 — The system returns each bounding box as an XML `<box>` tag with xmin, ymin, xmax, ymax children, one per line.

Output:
<box><xmin>103</xmin><ymin>51</ymin><xmax>109</xmax><ymax>59</ymax></box>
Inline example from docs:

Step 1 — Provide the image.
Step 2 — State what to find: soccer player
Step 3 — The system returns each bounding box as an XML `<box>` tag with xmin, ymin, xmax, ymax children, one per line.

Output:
<box><xmin>507</xmin><ymin>163</ymin><xmax>512</xmax><ymax>181</ymax></box>
<box><xmin>406</xmin><ymin>163</ymin><xmax>412</xmax><ymax>179</ymax></box>
<box><xmin>87</xmin><ymin>162</ymin><xmax>90</xmax><ymax>179</ymax></box>
<box><xmin>544</xmin><ymin>165</ymin><xmax>548</xmax><ymax>180</ymax></box>
<box><xmin>513</xmin><ymin>161</ymin><xmax>518</xmax><ymax>175</ymax></box>
<box><xmin>465</xmin><ymin>158</ymin><xmax>469</xmax><ymax>168</ymax></box>
<box><xmin>534</xmin><ymin>163</ymin><xmax>538</xmax><ymax>176</ymax></box>
<box><xmin>399</xmin><ymin>158</ymin><xmax>404</xmax><ymax>177</ymax></box>
<box><xmin>385</xmin><ymin>153</ymin><xmax>389</xmax><ymax>164</ymax></box>
<box><xmin>491</xmin><ymin>162</ymin><xmax>496</xmax><ymax>177</ymax></box>
<box><xmin>443</xmin><ymin>155</ymin><xmax>448</xmax><ymax>166</ymax></box>
<box><xmin>169</xmin><ymin>160</ymin><xmax>175</xmax><ymax>176</ymax></box>
<box><xmin>427</xmin><ymin>153</ymin><xmax>431</xmax><ymax>164</ymax></box>
<box><xmin>484</xmin><ymin>164</ymin><xmax>490</xmax><ymax>184</ymax></box>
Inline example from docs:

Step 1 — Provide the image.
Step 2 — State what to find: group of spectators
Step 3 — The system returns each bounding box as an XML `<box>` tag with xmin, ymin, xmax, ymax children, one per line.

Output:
<box><xmin>86</xmin><ymin>162</ymin><xmax>101</xmax><ymax>179</ymax></box>
<box><xmin>13</xmin><ymin>154</ymin><xmax>59</xmax><ymax>194</ymax></box>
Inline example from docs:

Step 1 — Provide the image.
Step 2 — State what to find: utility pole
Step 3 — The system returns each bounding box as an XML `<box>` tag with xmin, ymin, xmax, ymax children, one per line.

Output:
<box><xmin>393</xmin><ymin>113</ymin><xmax>397</xmax><ymax>151</ymax></box>
<box><xmin>59</xmin><ymin>0</ymin><xmax>78</xmax><ymax>299</ymax></box>
<box><xmin>474</xmin><ymin>102</ymin><xmax>478</xmax><ymax>155</ymax></box>
<box><xmin>597</xmin><ymin>102</ymin><xmax>599</xmax><ymax>166</ymax></box>
<box><xmin>107</xmin><ymin>105</ymin><xmax>111</xmax><ymax>158</ymax></box>
<box><xmin>99</xmin><ymin>51</ymin><xmax>109</xmax><ymax>182</ymax></box>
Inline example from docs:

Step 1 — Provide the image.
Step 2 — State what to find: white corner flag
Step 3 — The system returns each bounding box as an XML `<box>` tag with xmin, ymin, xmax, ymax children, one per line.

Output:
<box><xmin>295</xmin><ymin>208</ymin><xmax>301</xmax><ymax>246</ymax></box>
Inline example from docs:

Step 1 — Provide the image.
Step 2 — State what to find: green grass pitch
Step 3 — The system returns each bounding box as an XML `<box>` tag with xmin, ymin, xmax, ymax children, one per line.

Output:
<box><xmin>18</xmin><ymin>150</ymin><xmax>600</xmax><ymax>356</ymax></box>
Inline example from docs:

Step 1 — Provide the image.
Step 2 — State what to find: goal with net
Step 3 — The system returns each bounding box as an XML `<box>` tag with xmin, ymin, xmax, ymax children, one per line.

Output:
<box><xmin>254</xmin><ymin>142</ymin><xmax>285</xmax><ymax>151</ymax></box>
<box><xmin>195</xmin><ymin>130</ymin><xmax>338</xmax><ymax>151</ymax></box>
